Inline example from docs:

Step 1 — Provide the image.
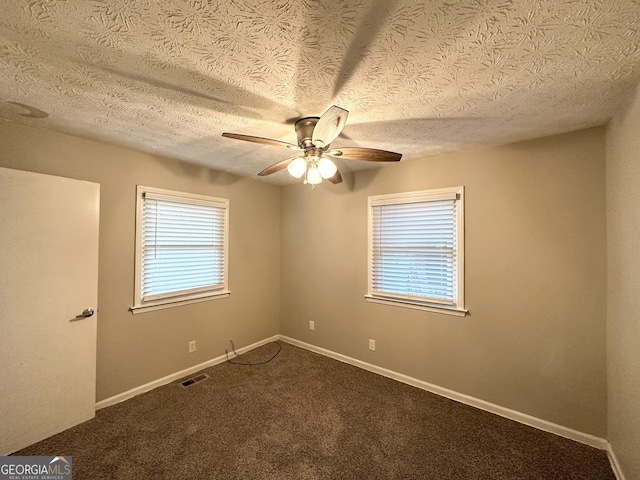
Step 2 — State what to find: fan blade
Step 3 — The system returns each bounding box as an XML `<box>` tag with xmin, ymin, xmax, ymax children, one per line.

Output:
<box><xmin>312</xmin><ymin>106</ymin><xmax>348</xmax><ymax>148</ymax></box>
<box><xmin>326</xmin><ymin>147</ymin><xmax>402</xmax><ymax>162</ymax></box>
<box><xmin>222</xmin><ymin>133</ymin><xmax>299</xmax><ymax>149</ymax></box>
<box><xmin>327</xmin><ymin>168</ymin><xmax>343</xmax><ymax>184</ymax></box>
<box><xmin>258</xmin><ymin>157</ymin><xmax>296</xmax><ymax>176</ymax></box>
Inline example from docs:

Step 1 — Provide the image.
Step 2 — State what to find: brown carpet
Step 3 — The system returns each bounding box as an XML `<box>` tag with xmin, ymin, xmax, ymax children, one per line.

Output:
<box><xmin>16</xmin><ymin>341</ymin><xmax>615</xmax><ymax>479</ymax></box>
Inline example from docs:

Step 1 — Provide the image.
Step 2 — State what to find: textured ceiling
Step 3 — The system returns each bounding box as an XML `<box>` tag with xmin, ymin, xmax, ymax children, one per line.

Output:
<box><xmin>1</xmin><ymin>0</ymin><xmax>639</xmax><ymax>185</ymax></box>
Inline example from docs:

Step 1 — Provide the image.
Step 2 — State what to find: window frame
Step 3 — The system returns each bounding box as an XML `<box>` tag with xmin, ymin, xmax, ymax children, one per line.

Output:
<box><xmin>365</xmin><ymin>186</ymin><xmax>466</xmax><ymax>317</ymax></box>
<box><xmin>131</xmin><ymin>185</ymin><xmax>230</xmax><ymax>314</ymax></box>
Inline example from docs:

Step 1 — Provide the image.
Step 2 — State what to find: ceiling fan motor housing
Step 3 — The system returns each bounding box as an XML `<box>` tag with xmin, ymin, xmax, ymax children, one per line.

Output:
<box><xmin>295</xmin><ymin>117</ymin><xmax>320</xmax><ymax>148</ymax></box>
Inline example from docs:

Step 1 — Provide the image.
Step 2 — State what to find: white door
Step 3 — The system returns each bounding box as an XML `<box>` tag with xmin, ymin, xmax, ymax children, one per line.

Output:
<box><xmin>0</xmin><ymin>167</ymin><xmax>99</xmax><ymax>455</ymax></box>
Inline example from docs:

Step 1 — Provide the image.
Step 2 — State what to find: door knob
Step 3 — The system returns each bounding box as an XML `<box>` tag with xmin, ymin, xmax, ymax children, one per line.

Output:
<box><xmin>75</xmin><ymin>308</ymin><xmax>94</xmax><ymax>319</ymax></box>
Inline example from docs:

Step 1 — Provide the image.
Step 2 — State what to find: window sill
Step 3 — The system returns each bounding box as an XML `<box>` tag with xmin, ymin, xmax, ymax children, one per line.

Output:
<box><xmin>364</xmin><ymin>294</ymin><xmax>467</xmax><ymax>317</ymax></box>
<box><xmin>131</xmin><ymin>290</ymin><xmax>231</xmax><ymax>315</ymax></box>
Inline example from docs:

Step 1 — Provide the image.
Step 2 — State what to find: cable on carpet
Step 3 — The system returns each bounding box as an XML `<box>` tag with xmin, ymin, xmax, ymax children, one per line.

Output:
<box><xmin>225</xmin><ymin>340</ymin><xmax>281</xmax><ymax>366</ymax></box>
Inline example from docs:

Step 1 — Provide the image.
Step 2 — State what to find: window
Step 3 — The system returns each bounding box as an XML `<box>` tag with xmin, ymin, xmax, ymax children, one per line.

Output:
<box><xmin>132</xmin><ymin>186</ymin><xmax>229</xmax><ymax>314</ymax></box>
<box><xmin>366</xmin><ymin>186</ymin><xmax>466</xmax><ymax>316</ymax></box>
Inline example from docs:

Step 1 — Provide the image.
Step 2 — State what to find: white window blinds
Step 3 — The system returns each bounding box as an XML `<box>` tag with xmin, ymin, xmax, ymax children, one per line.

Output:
<box><xmin>140</xmin><ymin>191</ymin><xmax>228</xmax><ymax>303</ymax></box>
<box><xmin>368</xmin><ymin>188</ymin><xmax>463</xmax><ymax>310</ymax></box>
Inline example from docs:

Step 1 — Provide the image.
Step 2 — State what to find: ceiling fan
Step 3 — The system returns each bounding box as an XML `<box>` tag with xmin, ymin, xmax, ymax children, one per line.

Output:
<box><xmin>222</xmin><ymin>106</ymin><xmax>402</xmax><ymax>185</ymax></box>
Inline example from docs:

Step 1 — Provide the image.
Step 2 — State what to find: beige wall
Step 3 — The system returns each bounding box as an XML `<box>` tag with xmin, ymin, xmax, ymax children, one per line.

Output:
<box><xmin>0</xmin><ymin>121</ymin><xmax>280</xmax><ymax>402</ymax></box>
<box><xmin>281</xmin><ymin>128</ymin><xmax>608</xmax><ymax>437</ymax></box>
<box><xmin>606</xmin><ymin>84</ymin><xmax>640</xmax><ymax>478</ymax></box>
<box><xmin>0</xmin><ymin>119</ymin><xmax>613</xmax><ymax>441</ymax></box>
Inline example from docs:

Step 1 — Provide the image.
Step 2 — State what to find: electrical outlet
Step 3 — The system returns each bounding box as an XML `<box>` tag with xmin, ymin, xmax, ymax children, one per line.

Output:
<box><xmin>369</xmin><ymin>339</ymin><xmax>376</xmax><ymax>351</ymax></box>
<box><xmin>309</xmin><ymin>320</ymin><xmax>315</xmax><ymax>331</ymax></box>
<box><xmin>188</xmin><ymin>340</ymin><xmax>196</xmax><ymax>353</ymax></box>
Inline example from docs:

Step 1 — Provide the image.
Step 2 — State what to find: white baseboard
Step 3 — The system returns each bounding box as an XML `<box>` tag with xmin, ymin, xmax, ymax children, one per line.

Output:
<box><xmin>279</xmin><ymin>335</ymin><xmax>608</xmax><ymax>451</ymax></box>
<box><xmin>96</xmin><ymin>335</ymin><xmax>280</xmax><ymax>410</ymax></box>
<box><xmin>606</xmin><ymin>442</ymin><xmax>627</xmax><ymax>480</ymax></box>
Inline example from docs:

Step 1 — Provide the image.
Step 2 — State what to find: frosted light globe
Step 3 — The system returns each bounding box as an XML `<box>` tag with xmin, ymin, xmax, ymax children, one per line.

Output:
<box><xmin>306</xmin><ymin>165</ymin><xmax>323</xmax><ymax>185</ymax></box>
<box><xmin>317</xmin><ymin>158</ymin><xmax>337</xmax><ymax>179</ymax></box>
<box><xmin>287</xmin><ymin>157</ymin><xmax>307</xmax><ymax>178</ymax></box>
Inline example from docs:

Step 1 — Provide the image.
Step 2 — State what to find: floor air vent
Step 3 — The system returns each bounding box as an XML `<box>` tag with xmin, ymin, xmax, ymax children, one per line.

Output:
<box><xmin>180</xmin><ymin>373</ymin><xmax>209</xmax><ymax>388</ymax></box>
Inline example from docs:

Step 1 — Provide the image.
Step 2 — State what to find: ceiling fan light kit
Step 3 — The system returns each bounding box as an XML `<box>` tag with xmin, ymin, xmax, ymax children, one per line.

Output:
<box><xmin>286</xmin><ymin>155</ymin><xmax>337</xmax><ymax>185</ymax></box>
<box><xmin>222</xmin><ymin>105</ymin><xmax>402</xmax><ymax>187</ymax></box>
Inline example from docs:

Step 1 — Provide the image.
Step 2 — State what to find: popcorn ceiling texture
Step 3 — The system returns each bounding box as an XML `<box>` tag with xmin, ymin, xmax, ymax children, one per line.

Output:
<box><xmin>1</xmin><ymin>0</ymin><xmax>639</xmax><ymax>184</ymax></box>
